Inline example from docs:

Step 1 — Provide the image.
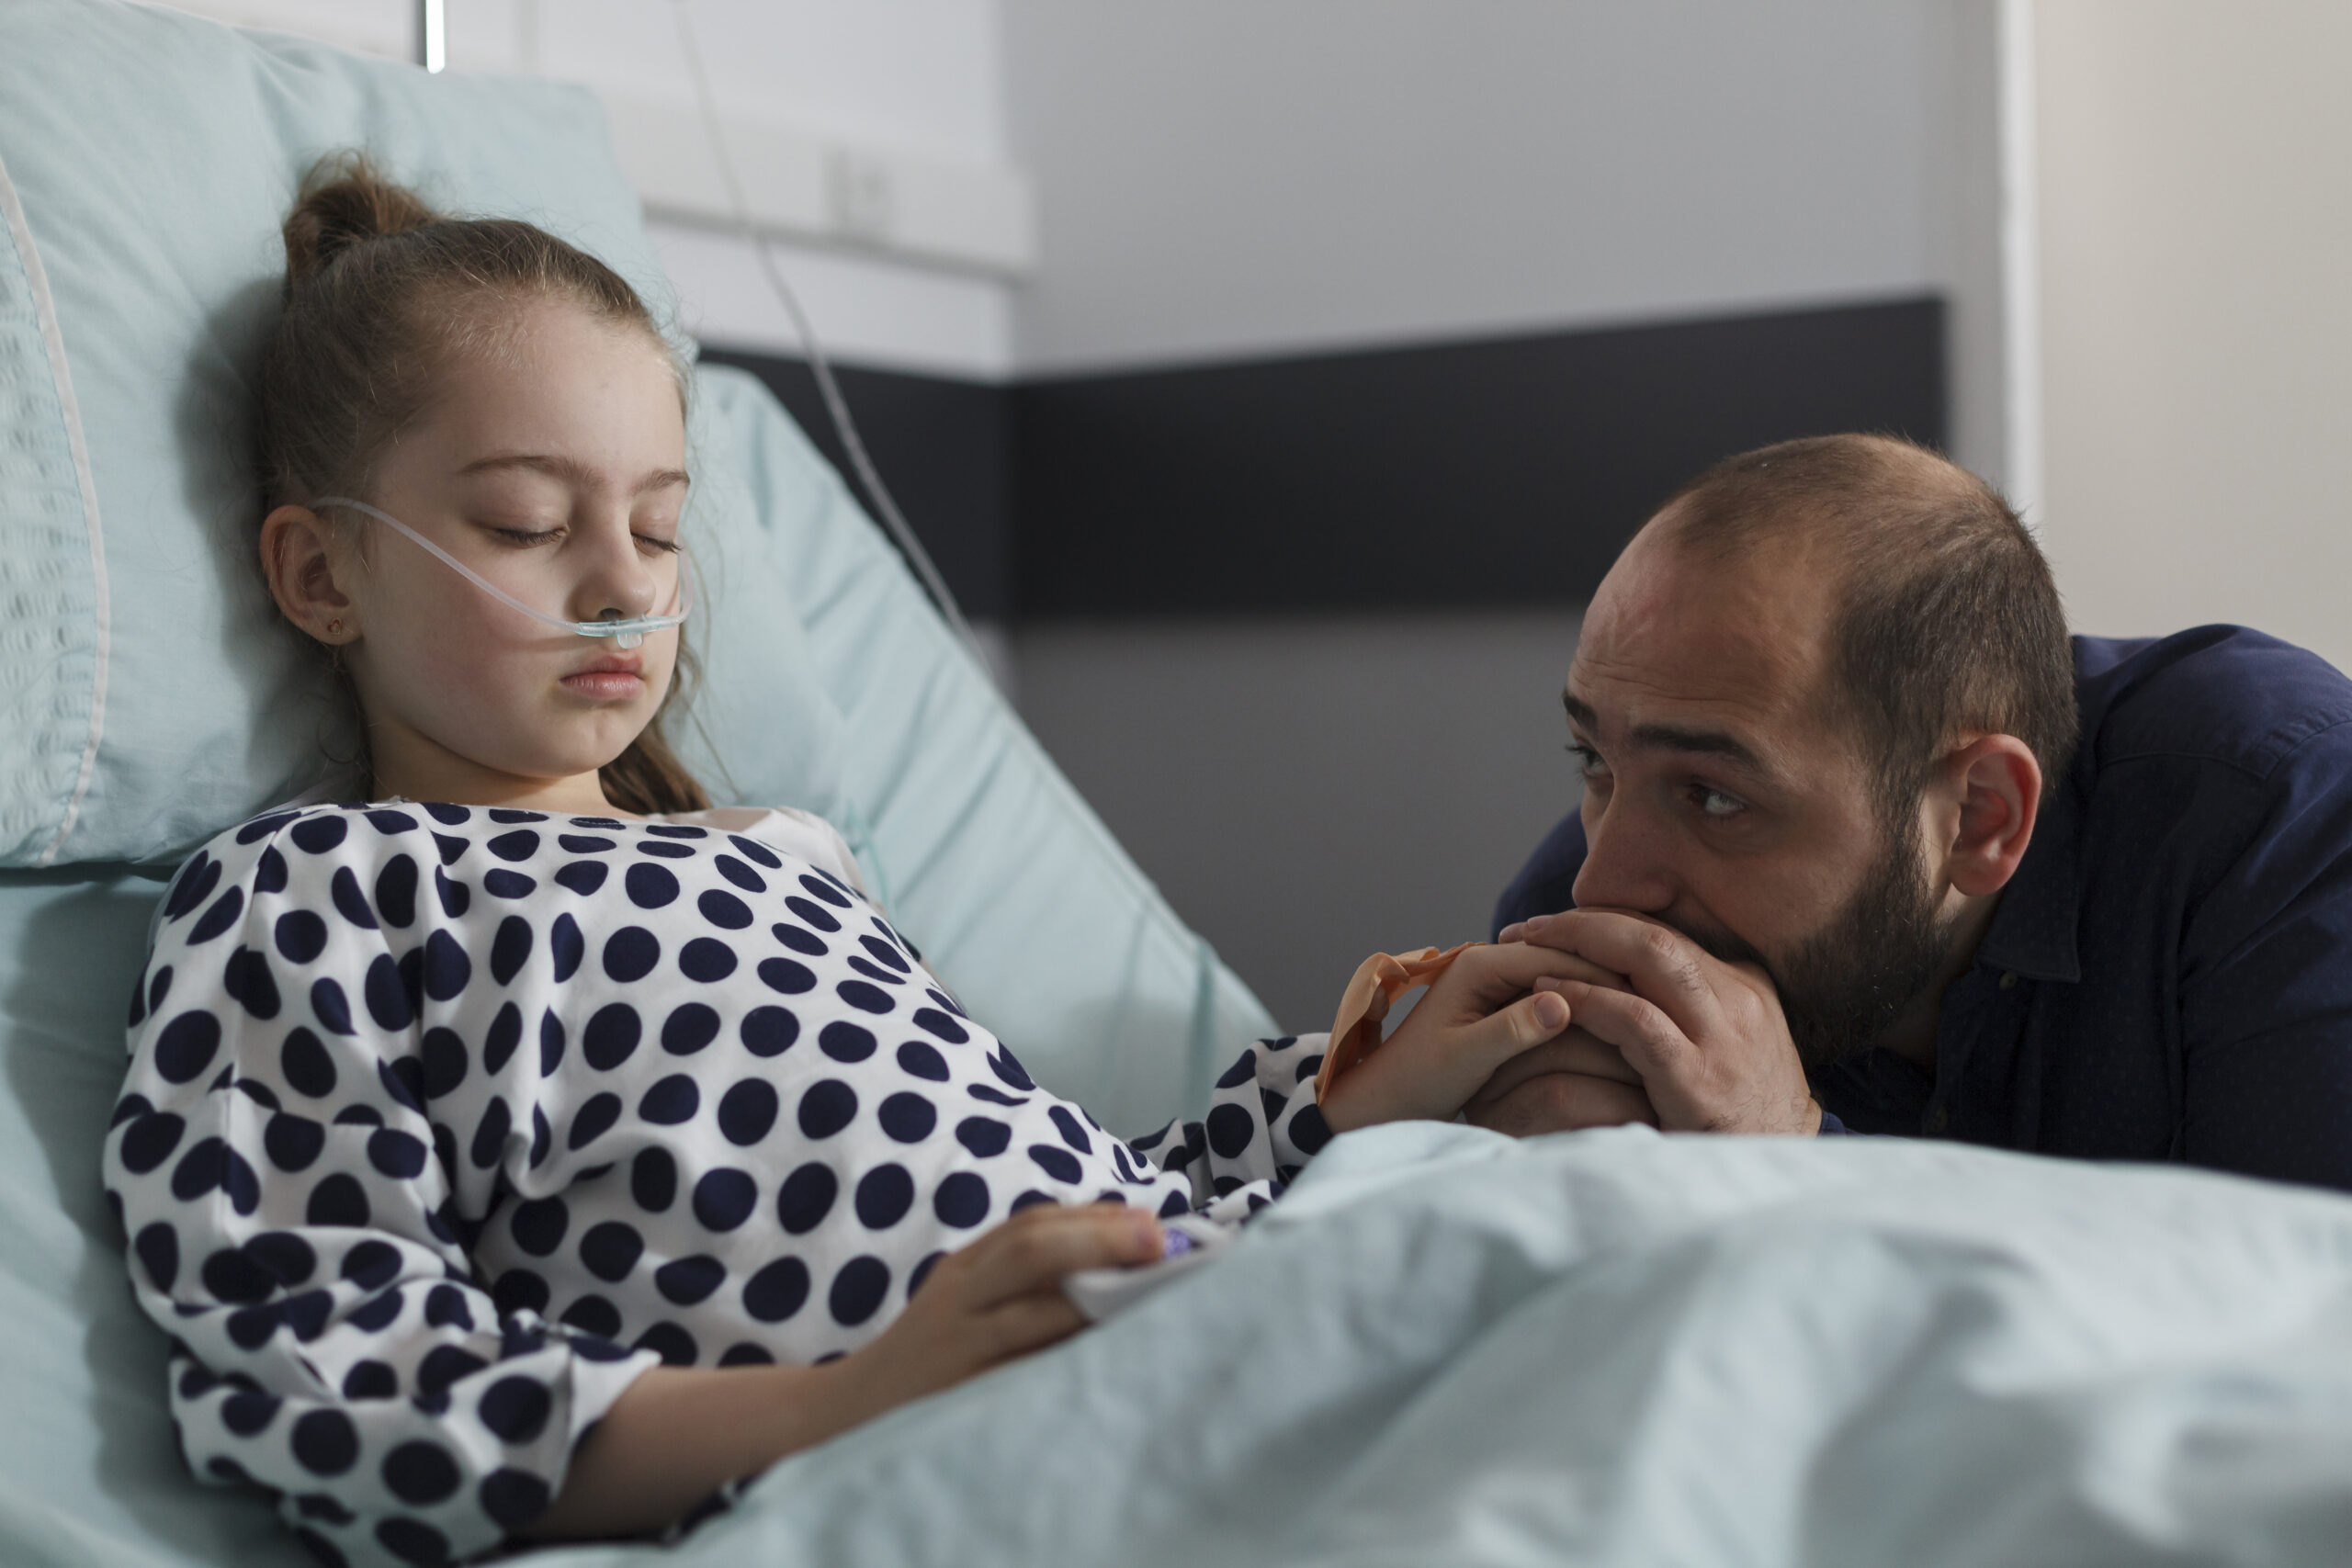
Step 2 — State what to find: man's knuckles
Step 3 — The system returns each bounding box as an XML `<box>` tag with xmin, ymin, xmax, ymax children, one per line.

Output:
<box><xmin>1478</xmin><ymin>1070</ymin><xmax>1655</xmax><ymax>1134</ymax></box>
<box><xmin>1634</xmin><ymin>921</ymin><xmax>1687</xmax><ymax>967</ymax></box>
<box><xmin>1476</xmin><ymin>1031</ymin><xmax>1636</xmax><ymax>1100</ymax></box>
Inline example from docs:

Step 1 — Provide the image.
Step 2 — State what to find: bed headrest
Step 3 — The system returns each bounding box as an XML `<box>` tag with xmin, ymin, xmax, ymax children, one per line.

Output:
<box><xmin>0</xmin><ymin>0</ymin><xmax>684</xmax><ymax>867</ymax></box>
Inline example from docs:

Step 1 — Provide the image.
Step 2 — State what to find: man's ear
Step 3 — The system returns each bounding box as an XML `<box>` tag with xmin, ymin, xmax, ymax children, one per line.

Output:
<box><xmin>1935</xmin><ymin>735</ymin><xmax>2041</xmax><ymax>897</ymax></box>
<box><xmin>260</xmin><ymin>504</ymin><xmax>357</xmax><ymax>646</ymax></box>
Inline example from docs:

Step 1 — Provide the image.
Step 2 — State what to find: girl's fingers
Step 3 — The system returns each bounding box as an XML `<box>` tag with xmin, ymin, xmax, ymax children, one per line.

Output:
<box><xmin>1443</xmin><ymin>988</ymin><xmax>1573</xmax><ymax>1080</ymax></box>
<box><xmin>978</xmin><ymin>1291</ymin><xmax>1092</xmax><ymax>1361</ymax></box>
<box><xmin>962</xmin><ymin>1205</ymin><xmax>1162</xmax><ymax>1308</ymax></box>
<box><xmin>1447</xmin><ymin>942</ymin><xmax>1625</xmax><ymax>1007</ymax></box>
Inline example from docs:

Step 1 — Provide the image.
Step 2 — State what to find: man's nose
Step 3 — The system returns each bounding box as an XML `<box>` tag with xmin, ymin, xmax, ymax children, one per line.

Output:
<box><xmin>1570</xmin><ymin>795</ymin><xmax>1680</xmax><ymax>916</ymax></box>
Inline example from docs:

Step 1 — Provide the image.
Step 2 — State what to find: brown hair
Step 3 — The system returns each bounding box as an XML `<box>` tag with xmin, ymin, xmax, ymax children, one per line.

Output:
<box><xmin>256</xmin><ymin>152</ymin><xmax>708</xmax><ymax>815</ymax></box>
<box><xmin>1653</xmin><ymin>433</ymin><xmax>2077</xmax><ymax>812</ymax></box>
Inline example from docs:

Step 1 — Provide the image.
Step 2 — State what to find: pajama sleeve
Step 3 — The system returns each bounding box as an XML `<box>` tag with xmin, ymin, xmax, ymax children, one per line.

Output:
<box><xmin>102</xmin><ymin>817</ymin><xmax>658</xmax><ymax>1568</ymax></box>
<box><xmin>1126</xmin><ymin>1032</ymin><xmax>1335</xmax><ymax>1213</ymax></box>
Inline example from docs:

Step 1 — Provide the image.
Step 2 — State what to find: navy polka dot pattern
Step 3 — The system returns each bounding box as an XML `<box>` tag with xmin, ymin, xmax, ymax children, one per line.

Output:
<box><xmin>107</xmin><ymin>802</ymin><xmax>1327</xmax><ymax>1568</ymax></box>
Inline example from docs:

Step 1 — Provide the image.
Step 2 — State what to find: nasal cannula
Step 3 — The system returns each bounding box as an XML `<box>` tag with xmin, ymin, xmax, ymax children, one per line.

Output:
<box><xmin>311</xmin><ymin>496</ymin><xmax>691</xmax><ymax>650</ymax></box>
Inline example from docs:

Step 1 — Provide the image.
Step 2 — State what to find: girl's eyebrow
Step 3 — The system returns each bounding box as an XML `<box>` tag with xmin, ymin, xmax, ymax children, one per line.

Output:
<box><xmin>457</xmin><ymin>452</ymin><xmax>690</xmax><ymax>494</ymax></box>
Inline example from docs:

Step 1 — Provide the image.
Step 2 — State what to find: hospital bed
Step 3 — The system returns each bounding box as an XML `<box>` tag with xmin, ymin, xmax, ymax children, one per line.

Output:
<box><xmin>4</xmin><ymin>4</ymin><xmax>2351</xmax><ymax>1564</ymax></box>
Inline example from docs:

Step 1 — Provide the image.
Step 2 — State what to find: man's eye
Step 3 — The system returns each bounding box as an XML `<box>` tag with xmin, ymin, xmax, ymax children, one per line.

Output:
<box><xmin>1567</xmin><ymin>744</ymin><xmax>1610</xmax><ymax>781</ymax></box>
<box><xmin>1693</xmin><ymin>786</ymin><xmax>1746</xmax><ymax>818</ymax></box>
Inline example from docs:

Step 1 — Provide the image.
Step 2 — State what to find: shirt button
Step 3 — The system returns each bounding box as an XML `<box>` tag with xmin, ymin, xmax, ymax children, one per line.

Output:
<box><xmin>1927</xmin><ymin>1106</ymin><xmax>1950</xmax><ymax>1134</ymax></box>
<box><xmin>1998</xmin><ymin>971</ymin><xmax>2018</xmax><ymax>990</ymax></box>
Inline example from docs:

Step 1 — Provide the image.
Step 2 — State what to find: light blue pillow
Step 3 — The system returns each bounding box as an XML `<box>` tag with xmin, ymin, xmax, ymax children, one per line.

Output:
<box><xmin>0</xmin><ymin>869</ymin><xmax>314</xmax><ymax>1568</ymax></box>
<box><xmin>0</xmin><ymin>0</ymin><xmax>684</xmax><ymax>869</ymax></box>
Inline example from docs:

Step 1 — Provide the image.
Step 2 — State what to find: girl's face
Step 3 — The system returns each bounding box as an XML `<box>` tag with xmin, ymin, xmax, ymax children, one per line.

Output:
<box><xmin>268</xmin><ymin>298</ymin><xmax>688</xmax><ymax>813</ymax></box>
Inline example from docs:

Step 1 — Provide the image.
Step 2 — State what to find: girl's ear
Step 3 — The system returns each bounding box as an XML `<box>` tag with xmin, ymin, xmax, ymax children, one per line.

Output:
<box><xmin>261</xmin><ymin>504</ymin><xmax>359</xmax><ymax>645</ymax></box>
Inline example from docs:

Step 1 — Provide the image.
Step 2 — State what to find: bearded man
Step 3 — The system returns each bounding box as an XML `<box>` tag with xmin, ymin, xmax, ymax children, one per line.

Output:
<box><xmin>1476</xmin><ymin>433</ymin><xmax>2352</xmax><ymax>1191</ymax></box>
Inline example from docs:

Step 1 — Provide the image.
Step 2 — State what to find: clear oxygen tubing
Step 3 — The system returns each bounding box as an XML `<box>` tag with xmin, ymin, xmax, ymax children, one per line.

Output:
<box><xmin>311</xmin><ymin>496</ymin><xmax>692</xmax><ymax>649</ymax></box>
<box><xmin>664</xmin><ymin>0</ymin><xmax>987</xmax><ymax>663</ymax></box>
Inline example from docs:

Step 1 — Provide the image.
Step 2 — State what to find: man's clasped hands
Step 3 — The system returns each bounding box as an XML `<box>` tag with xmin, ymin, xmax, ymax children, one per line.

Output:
<box><xmin>1317</xmin><ymin>908</ymin><xmax>1825</xmax><ymax>1142</ymax></box>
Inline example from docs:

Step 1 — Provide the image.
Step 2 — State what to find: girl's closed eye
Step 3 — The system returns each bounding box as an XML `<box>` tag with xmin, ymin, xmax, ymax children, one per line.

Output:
<box><xmin>478</xmin><ymin>522</ymin><xmax>679</xmax><ymax>555</ymax></box>
<box><xmin>486</xmin><ymin>524</ymin><xmax>563</xmax><ymax>547</ymax></box>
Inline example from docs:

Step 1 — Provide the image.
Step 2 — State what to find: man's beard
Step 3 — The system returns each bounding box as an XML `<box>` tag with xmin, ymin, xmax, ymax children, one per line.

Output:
<box><xmin>1685</xmin><ymin>821</ymin><xmax>1956</xmax><ymax>1070</ymax></box>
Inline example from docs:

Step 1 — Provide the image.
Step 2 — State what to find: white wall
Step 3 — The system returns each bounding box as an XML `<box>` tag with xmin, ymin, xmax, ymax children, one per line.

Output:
<box><xmin>506</xmin><ymin>0</ymin><xmax>1019</xmax><ymax>378</ymax></box>
<box><xmin>1001</xmin><ymin>0</ymin><xmax>2013</xmax><ymax>488</ymax></box>
<box><xmin>2032</xmin><ymin>0</ymin><xmax>2352</xmax><ymax>671</ymax></box>
<box><xmin>161</xmin><ymin>0</ymin><xmax>1020</xmax><ymax>379</ymax></box>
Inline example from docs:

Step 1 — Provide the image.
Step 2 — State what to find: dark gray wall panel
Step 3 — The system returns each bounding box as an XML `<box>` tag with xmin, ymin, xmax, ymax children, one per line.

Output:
<box><xmin>704</xmin><ymin>296</ymin><xmax>1945</xmax><ymax>624</ymax></box>
<box><xmin>1010</xmin><ymin>297</ymin><xmax>1945</xmax><ymax>616</ymax></box>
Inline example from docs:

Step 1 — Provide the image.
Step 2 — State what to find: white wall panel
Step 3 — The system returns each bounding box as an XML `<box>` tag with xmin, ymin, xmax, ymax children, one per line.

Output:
<box><xmin>2034</xmin><ymin>0</ymin><xmax>2352</xmax><ymax>669</ymax></box>
<box><xmin>1004</xmin><ymin>2</ymin><xmax>1935</xmax><ymax>366</ymax></box>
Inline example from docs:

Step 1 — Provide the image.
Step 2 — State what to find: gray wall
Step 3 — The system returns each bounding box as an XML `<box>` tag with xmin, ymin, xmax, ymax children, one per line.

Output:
<box><xmin>1015</xmin><ymin>613</ymin><xmax>1585</xmax><ymax>1032</ymax></box>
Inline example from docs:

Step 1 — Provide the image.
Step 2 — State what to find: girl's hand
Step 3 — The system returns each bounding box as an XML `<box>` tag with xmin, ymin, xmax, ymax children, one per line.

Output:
<box><xmin>527</xmin><ymin>1202</ymin><xmax>1159</xmax><ymax>1541</ymax></box>
<box><xmin>1319</xmin><ymin>942</ymin><xmax>1623</xmax><ymax>1133</ymax></box>
<box><xmin>831</xmin><ymin>1201</ymin><xmax>1163</xmax><ymax>1423</ymax></box>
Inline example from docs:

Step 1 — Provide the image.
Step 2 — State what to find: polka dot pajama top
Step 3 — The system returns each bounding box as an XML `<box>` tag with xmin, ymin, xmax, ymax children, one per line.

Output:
<box><xmin>102</xmin><ymin>802</ymin><xmax>1332</xmax><ymax>1567</ymax></box>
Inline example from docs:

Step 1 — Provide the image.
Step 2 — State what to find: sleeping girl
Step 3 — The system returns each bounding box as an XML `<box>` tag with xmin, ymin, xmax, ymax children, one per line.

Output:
<box><xmin>100</xmin><ymin>156</ymin><xmax>1594</xmax><ymax>1568</ymax></box>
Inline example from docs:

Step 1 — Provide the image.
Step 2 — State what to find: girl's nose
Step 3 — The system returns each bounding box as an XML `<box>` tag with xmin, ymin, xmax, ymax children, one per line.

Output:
<box><xmin>569</xmin><ymin>513</ymin><xmax>665</xmax><ymax>623</ymax></box>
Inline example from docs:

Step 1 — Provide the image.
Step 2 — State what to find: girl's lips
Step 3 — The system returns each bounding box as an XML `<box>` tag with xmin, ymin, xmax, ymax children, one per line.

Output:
<box><xmin>561</xmin><ymin>656</ymin><xmax>645</xmax><ymax>700</ymax></box>
<box><xmin>561</xmin><ymin>671</ymin><xmax>644</xmax><ymax>700</ymax></box>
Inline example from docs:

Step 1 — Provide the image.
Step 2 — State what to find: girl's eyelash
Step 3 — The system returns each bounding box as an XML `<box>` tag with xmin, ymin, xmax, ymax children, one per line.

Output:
<box><xmin>485</xmin><ymin>525</ymin><xmax>680</xmax><ymax>555</ymax></box>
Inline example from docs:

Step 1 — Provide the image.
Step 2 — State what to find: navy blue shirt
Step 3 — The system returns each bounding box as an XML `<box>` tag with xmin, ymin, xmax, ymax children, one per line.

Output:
<box><xmin>1494</xmin><ymin>627</ymin><xmax>2352</xmax><ymax>1191</ymax></box>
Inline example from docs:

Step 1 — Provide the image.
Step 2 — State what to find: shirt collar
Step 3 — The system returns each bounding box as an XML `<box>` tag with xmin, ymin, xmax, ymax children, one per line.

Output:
<box><xmin>1968</xmin><ymin>773</ymin><xmax>2085</xmax><ymax>984</ymax></box>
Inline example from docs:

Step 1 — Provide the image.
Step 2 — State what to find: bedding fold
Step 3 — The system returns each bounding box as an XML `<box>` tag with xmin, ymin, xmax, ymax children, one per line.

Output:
<box><xmin>564</xmin><ymin>1124</ymin><xmax>2352</xmax><ymax>1568</ymax></box>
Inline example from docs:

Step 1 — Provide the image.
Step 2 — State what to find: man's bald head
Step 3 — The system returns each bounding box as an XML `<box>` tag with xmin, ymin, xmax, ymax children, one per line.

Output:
<box><xmin>1632</xmin><ymin>433</ymin><xmax>2076</xmax><ymax>811</ymax></box>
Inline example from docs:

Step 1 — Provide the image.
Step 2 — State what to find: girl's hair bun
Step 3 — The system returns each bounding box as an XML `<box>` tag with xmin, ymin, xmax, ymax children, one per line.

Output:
<box><xmin>281</xmin><ymin>152</ymin><xmax>442</xmax><ymax>283</ymax></box>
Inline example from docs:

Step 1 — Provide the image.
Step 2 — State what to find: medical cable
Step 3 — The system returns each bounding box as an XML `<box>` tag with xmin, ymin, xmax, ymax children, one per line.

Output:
<box><xmin>311</xmin><ymin>496</ymin><xmax>692</xmax><ymax>649</ymax></box>
<box><xmin>665</xmin><ymin>0</ymin><xmax>986</xmax><ymax>663</ymax></box>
